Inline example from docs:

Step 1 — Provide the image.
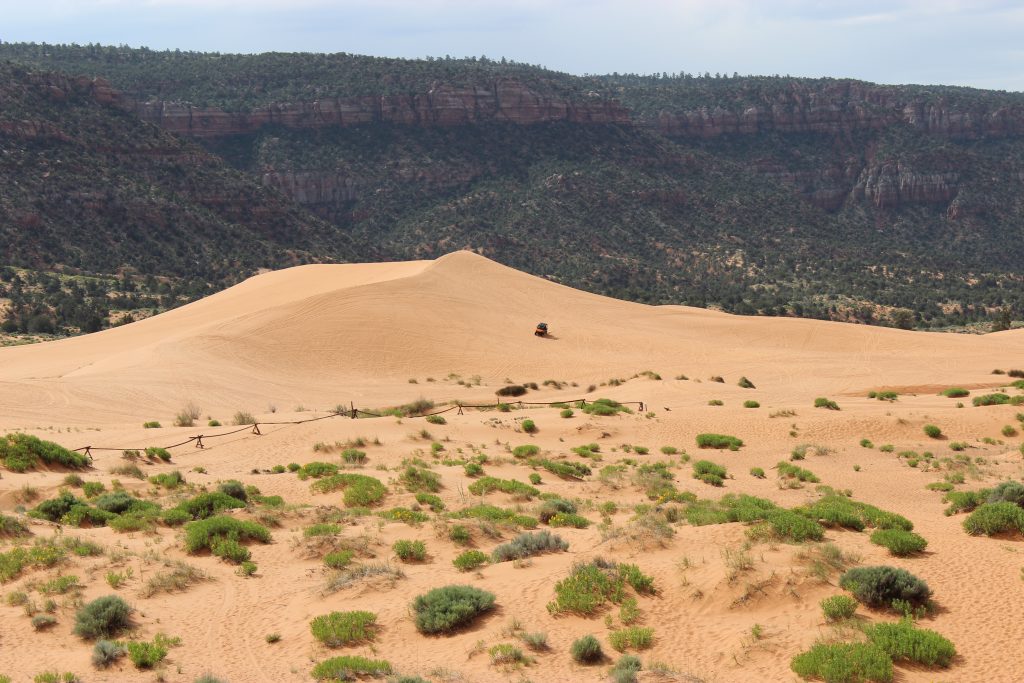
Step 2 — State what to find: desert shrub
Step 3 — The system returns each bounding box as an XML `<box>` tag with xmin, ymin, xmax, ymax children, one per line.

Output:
<box><xmin>941</xmin><ymin>387</ymin><xmax>969</xmax><ymax>398</ymax></box>
<box><xmin>425</xmin><ymin>415</ymin><xmax>446</xmax><ymax>425</ymax></box>
<box><xmin>393</xmin><ymin>540</ymin><xmax>426</xmax><ymax>562</ymax></box>
<box><xmin>468</xmin><ymin>477</ymin><xmax>539</xmax><ymax>499</ymax></box>
<box><xmin>560</xmin><ymin>408</ymin><xmax>574</xmax><ymax>418</ymax></box>
<box><xmin>581</xmin><ymin>398</ymin><xmax>632</xmax><ymax>416</ymax></box>
<box><xmin>870</xmin><ymin>529</ymin><xmax>928</xmax><ymax>556</ymax></box>
<box><xmin>609</xmin><ymin>626</ymin><xmax>654</xmax><ymax>652</ymax></box>
<box><xmin>798</xmin><ymin>495</ymin><xmax>912</xmax><ymax>532</ymax></box>
<box><xmin>839</xmin><ymin>566</ymin><xmax>931</xmax><ymax>609</ymax></box>
<box><xmin>611</xmin><ymin>654</ymin><xmax>642</xmax><ymax>683</ymax></box>
<box><xmin>415</xmin><ymin>492</ymin><xmax>445</xmax><ymax>511</ymax></box>
<box><xmin>126</xmin><ymin>640</ymin><xmax>167</xmax><ymax>668</ymax></box>
<box><xmin>31</xmin><ymin>614</ymin><xmax>58</xmax><ymax>630</ymax></box>
<box><xmin>943</xmin><ymin>489</ymin><xmax>987</xmax><ymax>515</ymax></box>
<box><xmin>548</xmin><ymin>512</ymin><xmax>591</xmax><ymax>528</ymax></box>
<box><xmin>707</xmin><ymin>399</ymin><xmax>724</xmax><ymax>406</ymax></box>
<box><xmin>324</xmin><ymin>550</ymin><xmax>355</xmax><ymax>569</ymax></box>
<box><xmin>695</xmin><ymin>433</ymin><xmax>743</xmax><ymax>450</ymax></box>
<box><xmin>304</xmin><ymin>523</ymin><xmax>341</xmax><ymax>537</ymax></box>
<box><xmin>399</xmin><ymin>466</ymin><xmax>441</xmax><ymax>493</ymax></box>
<box><xmin>496</xmin><ymin>384</ymin><xmax>528</xmax><ymax>397</ymax></box>
<box><xmin>81</xmin><ymin>481</ymin><xmax>105</xmax><ymax>497</ymax></box>
<box><xmin>790</xmin><ymin>642</ymin><xmax>892</xmax><ymax>683</ymax></box>
<box><xmin>488</xmin><ymin>643</ymin><xmax>528</xmax><ymax>666</ymax></box>
<box><xmin>923</xmin><ymin>424</ymin><xmax>942</xmax><ymax>439</ymax></box>
<box><xmin>73</xmin><ymin>595</ymin><xmax>132</xmax><ymax>639</ymax></box>
<box><xmin>143</xmin><ymin>421</ymin><xmax>161</xmax><ymax>428</ymax></box>
<box><xmin>814</xmin><ymin>397</ymin><xmax>840</xmax><ymax>410</ymax></box>
<box><xmin>91</xmin><ymin>640</ymin><xmax>126</xmax><ymax>668</ymax></box>
<box><xmin>311</xmin><ymin>473</ymin><xmax>387</xmax><ymax>507</ymax></box>
<box><xmin>453</xmin><ymin>549</ymin><xmax>489</xmax><ymax>572</ymax></box>
<box><xmin>217</xmin><ymin>480</ymin><xmax>247</xmax><ymax>502</ymax></box>
<box><xmin>0</xmin><ymin>433</ymin><xmax>89</xmax><ymax>471</ymax></box>
<box><xmin>310</xmin><ymin>610</ymin><xmax>377</xmax><ymax>647</ymax></box>
<box><xmin>864</xmin><ymin>619</ymin><xmax>955</xmax><ymax>667</ymax></box>
<box><xmin>570</xmin><ymin>635</ymin><xmax>603</xmax><ymax>663</ymax></box>
<box><xmin>750</xmin><ymin>467</ymin><xmax>766</xmax><ymax>479</ymax></box>
<box><xmin>0</xmin><ymin>513</ymin><xmax>28</xmax><ymax>537</ymax></box>
<box><xmin>692</xmin><ymin>460</ymin><xmax>727</xmax><ymax>486</ymax></box>
<box><xmin>29</xmin><ymin>491</ymin><xmax>81</xmax><ymax>522</ymax></box>
<box><xmin>529</xmin><ymin>473</ymin><xmax>542</xmax><ymax>485</ymax></box>
<box><xmin>448</xmin><ymin>525</ymin><xmax>471</xmax><ymax>545</ymax></box>
<box><xmin>534</xmin><ymin>458</ymin><xmax>590</xmax><ymax>479</ymax></box>
<box><xmin>211</xmin><ymin>538</ymin><xmax>251</xmax><ymax>564</ymax></box>
<box><xmin>737</xmin><ymin>376</ymin><xmax>755</xmax><ymax>389</ymax></box>
<box><xmin>340</xmin><ymin>448</ymin><xmax>366</xmax><ymax>464</ymax></box>
<box><xmin>149</xmin><ymin>470</ymin><xmax>185</xmax><ymax>489</ymax></box>
<box><xmin>777</xmin><ymin>461</ymin><xmax>819</xmax><ymax>483</ymax></box>
<box><xmin>987</xmin><ymin>481</ymin><xmax>1024</xmax><ymax>507</ymax></box>
<box><xmin>512</xmin><ymin>444</ymin><xmax>540</xmax><ymax>458</ymax></box>
<box><xmin>463</xmin><ymin>462</ymin><xmax>484</xmax><ymax>477</ymax></box>
<box><xmin>377</xmin><ymin>507</ymin><xmax>430</xmax><ymax>525</ymax></box>
<box><xmin>311</xmin><ymin>656</ymin><xmax>392</xmax><ymax>680</ymax></box>
<box><xmin>925</xmin><ymin>482</ymin><xmax>954</xmax><ymax>492</ymax></box>
<box><xmin>183</xmin><ymin>516</ymin><xmax>271</xmax><ymax>554</ymax></box>
<box><xmin>297</xmin><ymin>461</ymin><xmax>339</xmax><ymax>480</ymax></box>
<box><xmin>743</xmin><ymin>400</ymin><xmax>760</xmax><ymax>408</ymax></box>
<box><xmin>492</xmin><ymin>531</ymin><xmax>568</xmax><ymax>562</ymax></box>
<box><xmin>171</xmin><ymin>491</ymin><xmax>245</xmax><ymax>521</ymax></box>
<box><xmin>820</xmin><ymin>594</ymin><xmax>857</xmax><ymax>621</ymax></box>
<box><xmin>537</xmin><ymin>498</ymin><xmax>576</xmax><ymax>524</ymax></box>
<box><xmin>412</xmin><ymin>585</ymin><xmax>496</xmax><ymax>633</ymax></box>
<box><xmin>973</xmin><ymin>393</ymin><xmax>1010</xmax><ymax>406</ymax></box>
<box><xmin>521</xmin><ymin>419</ymin><xmax>537</xmax><ymax>433</ymax></box>
<box><xmin>764</xmin><ymin>509</ymin><xmax>825</xmax><ymax>542</ymax></box>
<box><xmin>145</xmin><ymin>447</ymin><xmax>171</xmax><ymax>462</ymax></box>
<box><xmin>962</xmin><ymin>502</ymin><xmax>1024</xmax><ymax>536</ymax></box>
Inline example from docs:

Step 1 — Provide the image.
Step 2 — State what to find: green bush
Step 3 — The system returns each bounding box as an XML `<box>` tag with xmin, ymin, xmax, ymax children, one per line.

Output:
<box><xmin>973</xmin><ymin>393</ymin><xmax>1011</xmax><ymax>406</ymax></box>
<box><xmin>311</xmin><ymin>656</ymin><xmax>392</xmax><ymax>680</ymax></box>
<box><xmin>492</xmin><ymin>531</ymin><xmax>568</xmax><ymax>562</ymax></box>
<box><xmin>943</xmin><ymin>489</ymin><xmax>987</xmax><ymax>515</ymax></box>
<box><xmin>692</xmin><ymin>460</ymin><xmax>727</xmax><ymax>486</ymax></box>
<box><xmin>864</xmin><ymin>619</ymin><xmax>955</xmax><ymax>667</ymax></box>
<box><xmin>814</xmin><ymin>397</ymin><xmax>840</xmax><ymax>410</ymax></box>
<box><xmin>923</xmin><ymin>424</ymin><xmax>942</xmax><ymax>439</ymax></box>
<box><xmin>570</xmin><ymin>634</ymin><xmax>603</xmax><ymax>663</ymax></box>
<box><xmin>296</xmin><ymin>461</ymin><xmax>339</xmax><ymax>480</ymax></box>
<box><xmin>750</xmin><ymin>467</ymin><xmax>766</xmax><ymax>479</ymax></box>
<box><xmin>560</xmin><ymin>408</ymin><xmax>574</xmax><ymax>418</ymax></box>
<box><xmin>790</xmin><ymin>642</ymin><xmax>893</xmax><ymax>682</ymax></box>
<box><xmin>468</xmin><ymin>477</ymin><xmax>538</xmax><ymax>499</ymax></box>
<box><xmin>183</xmin><ymin>516</ymin><xmax>271</xmax><ymax>554</ymax></box>
<box><xmin>399</xmin><ymin>466</ymin><xmax>441</xmax><ymax>493</ymax></box>
<box><xmin>211</xmin><ymin>538</ymin><xmax>251</xmax><ymax>564</ymax></box>
<box><xmin>609</xmin><ymin>626</ymin><xmax>654</xmax><ymax>652</ymax></box>
<box><xmin>142</xmin><ymin>421</ymin><xmax>161</xmax><ymax>428</ymax></box>
<box><xmin>171</xmin><ymin>491</ymin><xmax>245</xmax><ymax>520</ymax></box>
<box><xmin>310</xmin><ymin>473</ymin><xmax>387</xmax><ymax>507</ymax></box>
<box><xmin>324</xmin><ymin>550</ymin><xmax>355</xmax><ymax>569</ymax></box>
<box><xmin>820</xmin><ymin>595</ymin><xmax>857</xmax><ymax>621</ymax></box>
<box><xmin>777</xmin><ymin>461</ymin><xmax>819</xmax><ymax>483</ymax></box>
<box><xmin>451</xmin><ymin>504</ymin><xmax>537</xmax><ymax>528</ymax></box>
<box><xmin>839</xmin><ymin>566</ymin><xmax>931</xmax><ymax>609</ymax></box>
<box><xmin>414</xmin><ymin>492</ymin><xmax>445</xmax><ymax>511</ymax></box>
<box><xmin>547</xmin><ymin>560</ymin><xmax>650</xmax><ymax>614</ymax></box>
<box><xmin>534</xmin><ymin>458</ymin><xmax>590</xmax><ymax>479</ymax></box>
<box><xmin>743</xmin><ymin>400</ymin><xmax>760</xmax><ymax>408</ymax></box>
<box><xmin>512</xmin><ymin>444</ymin><xmax>540</xmax><ymax>458</ymax></box>
<box><xmin>529</xmin><ymin>473</ymin><xmax>542</xmax><ymax>485</ymax></box>
<box><xmin>521</xmin><ymin>419</ymin><xmax>537</xmax><ymax>433</ymax></box>
<box><xmin>393</xmin><ymin>540</ymin><xmax>426</xmax><ymax>562</ymax></box>
<box><xmin>145</xmin><ymin>447</ymin><xmax>171</xmax><ymax>462</ymax></box>
<box><xmin>310</xmin><ymin>610</ymin><xmax>377</xmax><ymax>646</ymax></box>
<box><xmin>987</xmin><ymin>480</ymin><xmax>1024</xmax><ymax>507</ymax></box>
<box><xmin>941</xmin><ymin>387</ymin><xmax>969</xmax><ymax>398</ymax></box>
<box><xmin>73</xmin><ymin>595</ymin><xmax>132</xmax><ymax>639</ymax></box>
<box><xmin>870</xmin><ymin>529</ymin><xmax>928</xmax><ymax>556</ymax></box>
<box><xmin>304</xmin><ymin>523</ymin><xmax>341</xmax><ymax>537</ymax></box>
<box><xmin>149</xmin><ymin>470</ymin><xmax>186</xmax><ymax>489</ymax></box>
<box><xmin>496</xmin><ymin>384</ymin><xmax>527</xmax><ymax>397</ymax></box>
<box><xmin>425</xmin><ymin>414</ymin><xmax>446</xmax><ymax>425</ymax></box>
<box><xmin>963</xmin><ymin>502</ymin><xmax>1024</xmax><ymax>536</ymax></box>
<box><xmin>580</xmin><ymin>398</ymin><xmax>632</xmax><ymax>416</ymax></box>
<box><xmin>738</xmin><ymin>376</ymin><xmax>756</xmax><ymax>389</ymax></box>
<box><xmin>453</xmin><ymin>549</ymin><xmax>489</xmax><ymax>572</ymax></box>
<box><xmin>764</xmin><ymin>509</ymin><xmax>825</xmax><ymax>542</ymax></box>
<box><xmin>91</xmin><ymin>640</ymin><xmax>125</xmax><ymax>668</ymax></box>
<box><xmin>695</xmin><ymin>433</ymin><xmax>743</xmax><ymax>450</ymax></box>
<box><xmin>798</xmin><ymin>495</ymin><xmax>912</xmax><ymax>532</ymax></box>
<box><xmin>0</xmin><ymin>433</ymin><xmax>89</xmax><ymax>471</ymax></box>
<box><xmin>548</xmin><ymin>512</ymin><xmax>591</xmax><ymax>528</ymax></box>
<box><xmin>448</xmin><ymin>525</ymin><xmax>471</xmax><ymax>545</ymax></box>
<box><xmin>126</xmin><ymin>640</ymin><xmax>167</xmax><ymax>668</ymax></box>
<box><xmin>412</xmin><ymin>585</ymin><xmax>496</xmax><ymax>633</ymax></box>
<box><xmin>217</xmin><ymin>480</ymin><xmax>247</xmax><ymax>501</ymax></box>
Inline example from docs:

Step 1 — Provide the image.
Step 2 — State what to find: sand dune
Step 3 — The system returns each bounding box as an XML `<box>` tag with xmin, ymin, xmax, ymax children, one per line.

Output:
<box><xmin>1</xmin><ymin>252</ymin><xmax>1023</xmax><ymax>682</ymax></box>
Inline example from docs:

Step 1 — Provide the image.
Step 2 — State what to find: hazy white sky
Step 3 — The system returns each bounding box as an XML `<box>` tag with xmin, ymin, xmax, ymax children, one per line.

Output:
<box><xmin>2</xmin><ymin>0</ymin><xmax>1022</xmax><ymax>91</ymax></box>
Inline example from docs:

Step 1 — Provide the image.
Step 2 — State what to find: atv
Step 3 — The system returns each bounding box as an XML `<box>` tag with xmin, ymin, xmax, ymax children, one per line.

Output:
<box><xmin>534</xmin><ymin>322</ymin><xmax>549</xmax><ymax>337</ymax></box>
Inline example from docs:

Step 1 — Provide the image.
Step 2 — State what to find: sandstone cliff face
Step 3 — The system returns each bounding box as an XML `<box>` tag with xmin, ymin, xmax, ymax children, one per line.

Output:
<box><xmin>122</xmin><ymin>80</ymin><xmax>631</xmax><ymax>137</ymax></box>
<box><xmin>654</xmin><ymin>82</ymin><xmax>1024</xmax><ymax>139</ymax></box>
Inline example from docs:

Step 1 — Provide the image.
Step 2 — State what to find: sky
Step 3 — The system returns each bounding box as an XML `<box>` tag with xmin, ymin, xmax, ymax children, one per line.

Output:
<box><xmin>1</xmin><ymin>0</ymin><xmax>1022</xmax><ymax>91</ymax></box>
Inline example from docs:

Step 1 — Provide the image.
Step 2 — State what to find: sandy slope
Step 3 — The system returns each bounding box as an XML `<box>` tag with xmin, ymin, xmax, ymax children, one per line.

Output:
<box><xmin>0</xmin><ymin>251</ymin><xmax>1022</xmax><ymax>683</ymax></box>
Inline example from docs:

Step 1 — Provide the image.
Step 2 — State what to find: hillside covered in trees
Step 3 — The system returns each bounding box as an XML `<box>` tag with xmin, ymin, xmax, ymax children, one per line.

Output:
<box><xmin>2</xmin><ymin>43</ymin><xmax>1023</xmax><ymax>337</ymax></box>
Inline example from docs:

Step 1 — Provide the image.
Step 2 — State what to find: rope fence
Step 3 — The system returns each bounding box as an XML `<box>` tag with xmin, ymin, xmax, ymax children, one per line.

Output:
<box><xmin>72</xmin><ymin>397</ymin><xmax>646</xmax><ymax>461</ymax></box>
